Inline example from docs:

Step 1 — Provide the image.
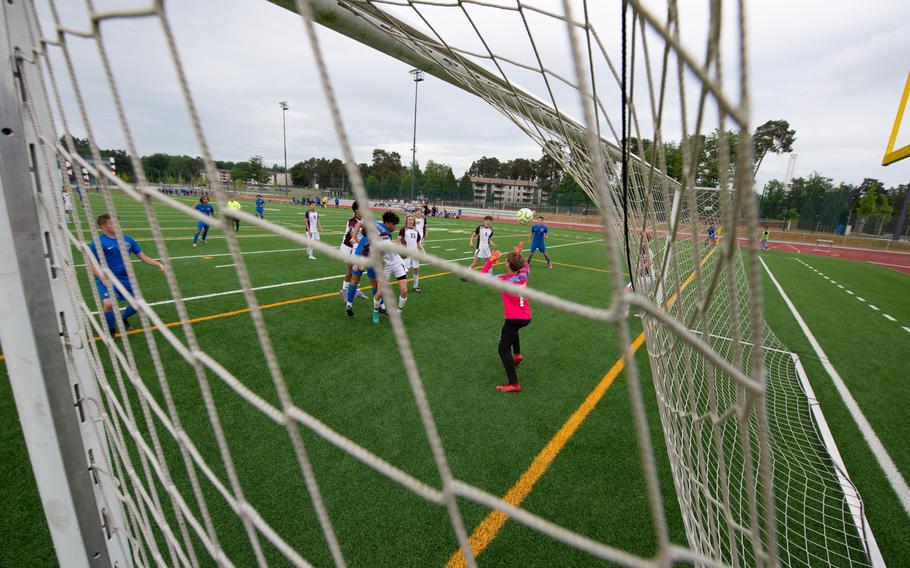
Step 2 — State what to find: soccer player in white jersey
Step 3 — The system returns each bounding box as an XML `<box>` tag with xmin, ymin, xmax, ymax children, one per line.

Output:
<box><xmin>624</xmin><ymin>232</ymin><xmax>656</xmax><ymax>318</ymax></box>
<box><xmin>399</xmin><ymin>214</ymin><xmax>424</xmax><ymax>292</ymax></box>
<box><xmin>414</xmin><ymin>208</ymin><xmax>428</xmax><ymax>243</ymax></box>
<box><xmin>305</xmin><ymin>202</ymin><xmax>323</xmax><ymax>259</ymax></box>
<box><xmin>468</xmin><ymin>215</ymin><xmax>497</xmax><ymax>272</ymax></box>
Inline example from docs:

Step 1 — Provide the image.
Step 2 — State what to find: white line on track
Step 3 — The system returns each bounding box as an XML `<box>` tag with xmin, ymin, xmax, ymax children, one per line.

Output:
<box><xmin>761</xmin><ymin>257</ymin><xmax>910</xmax><ymax>519</ymax></box>
<box><xmin>884</xmin><ymin>314</ymin><xmax>896</xmax><ymax>322</ymax></box>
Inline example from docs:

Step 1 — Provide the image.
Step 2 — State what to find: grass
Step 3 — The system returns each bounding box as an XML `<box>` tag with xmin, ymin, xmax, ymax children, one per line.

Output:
<box><xmin>1</xmin><ymin>192</ymin><xmax>908</xmax><ymax>567</ymax></box>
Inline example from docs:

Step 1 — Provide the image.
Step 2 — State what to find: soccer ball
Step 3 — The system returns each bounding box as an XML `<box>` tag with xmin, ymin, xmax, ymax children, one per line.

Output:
<box><xmin>516</xmin><ymin>208</ymin><xmax>534</xmax><ymax>224</ymax></box>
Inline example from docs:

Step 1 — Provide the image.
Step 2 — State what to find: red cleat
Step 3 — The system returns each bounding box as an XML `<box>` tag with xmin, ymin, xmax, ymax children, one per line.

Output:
<box><xmin>513</xmin><ymin>354</ymin><xmax>523</xmax><ymax>366</ymax></box>
<box><xmin>496</xmin><ymin>383</ymin><xmax>521</xmax><ymax>393</ymax></box>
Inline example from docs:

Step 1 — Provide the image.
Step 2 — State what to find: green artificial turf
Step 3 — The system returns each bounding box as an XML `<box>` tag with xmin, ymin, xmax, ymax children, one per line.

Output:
<box><xmin>2</xmin><ymin>193</ymin><xmax>908</xmax><ymax>567</ymax></box>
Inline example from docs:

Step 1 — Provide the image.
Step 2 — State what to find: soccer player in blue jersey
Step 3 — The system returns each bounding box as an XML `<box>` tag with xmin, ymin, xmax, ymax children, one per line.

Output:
<box><xmin>88</xmin><ymin>214</ymin><xmax>166</xmax><ymax>334</ymax></box>
<box><xmin>255</xmin><ymin>194</ymin><xmax>265</xmax><ymax>219</ymax></box>
<box><xmin>192</xmin><ymin>195</ymin><xmax>215</xmax><ymax>246</ymax></box>
<box><xmin>707</xmin><ymin>223</ymin><xmax>717</xmax><ymax>246</ymax></box>
<box><xmin>345</xmin><ymin>212</ymin><xmax>408</xmax><ymax>323</ymax></box>
<box><xmin>527</xmin><ymin>216</ymin><xmax>552</xmax><ymax>268</ymax></box>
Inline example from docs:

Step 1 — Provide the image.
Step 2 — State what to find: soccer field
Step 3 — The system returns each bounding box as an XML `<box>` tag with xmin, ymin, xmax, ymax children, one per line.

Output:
<box><xmin>2</xmin><ymin>193</ymin><xmax>909</xmax><ymax>567</ymax></box>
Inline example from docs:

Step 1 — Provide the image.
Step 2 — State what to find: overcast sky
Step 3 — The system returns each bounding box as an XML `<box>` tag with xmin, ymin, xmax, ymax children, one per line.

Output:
<box><xmin>38</xmin><ymin>0</ymin><xmax>910</xmax><ymax>189</ymax></box>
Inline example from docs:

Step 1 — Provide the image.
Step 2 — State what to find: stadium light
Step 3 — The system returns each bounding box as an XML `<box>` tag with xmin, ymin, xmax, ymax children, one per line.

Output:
<box><xmin>279</xmin><ymin>100</ymin><xmax>289</xmax><ymax>195</ymax></box>
<box><xmin>409</xmin><ymin>69</ymin><xmax>424</xmax><ymax>201</ymax></box>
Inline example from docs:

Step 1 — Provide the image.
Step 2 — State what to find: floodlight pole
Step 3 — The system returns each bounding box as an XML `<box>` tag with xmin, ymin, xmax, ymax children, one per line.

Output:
<box><xmin>280</xmin><ymin>100</ymin><xmax>289</xmax><ymax>195</ymax></box>
<box><xmin>409</xmin><ymin>69</ymin><xmax>424</xmax><ymax>201</ymax></box>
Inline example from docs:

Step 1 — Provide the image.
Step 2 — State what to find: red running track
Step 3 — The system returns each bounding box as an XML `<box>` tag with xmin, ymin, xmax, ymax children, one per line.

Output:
<box><xmin>762</xmin><ymin>240</ymin><xmax>910</xmax><ymax>275</ymax></box>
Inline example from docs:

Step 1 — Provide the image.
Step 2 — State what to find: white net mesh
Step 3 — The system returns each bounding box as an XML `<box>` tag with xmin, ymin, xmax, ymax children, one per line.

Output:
<box><xmin>5</xmin><ymin>0</ymin><xmax>880</xmax><ymax>566</ymax></box>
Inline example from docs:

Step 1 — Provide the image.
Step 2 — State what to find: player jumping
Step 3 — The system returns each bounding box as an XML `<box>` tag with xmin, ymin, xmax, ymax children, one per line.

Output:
<box><xmin>482</xmin><ymin>242</ymin><xmax>531</xmax><ymax>393</ymax></box>
<box><xmin>305</xmin><ymin>201</ymin><xmax>323</xmax><ymax>259</ymax></box>
<box><xmin>88</xmin><ymin>213</ymin><xmax>166</xmax><ymax>334</ymax></box>
<box><xmin>527</xmin><ymin>215</ymin><xmax>552</xmax><ymax>268</ymax></box>
<box><xmin>468</xmin><ymin>215</ymin><xmax>497</xmax><ymax>274</ymax></box>
<box><xmin>192</xmin><ymin>195</ymin><xmax>215</xmax><ymax>246</ymax></box>
<box><xmin>399</xmin><ymin>214</ymin><xmax>424</xmax><ymax>292</ymax></box>
<box><xmin>339</xmin><ymin>201</ymin><xmax>369</xmax><ymax>301</ymax></box>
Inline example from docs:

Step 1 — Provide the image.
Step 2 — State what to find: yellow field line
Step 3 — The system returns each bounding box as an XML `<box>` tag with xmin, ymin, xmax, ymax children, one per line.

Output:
<box><xmin>445</xmin><ymin>332</ymin><xmax>647</xmax><ymax>568</ymax></box>
<box><xmin>550</xmin><ymin>261</ymin><xmax>613</xmax><ymax>273</ymax></box>
<box><xmin>446</xmin><ymin>245</ymin><xmax>718</xmax><ymax>567</ymax></box>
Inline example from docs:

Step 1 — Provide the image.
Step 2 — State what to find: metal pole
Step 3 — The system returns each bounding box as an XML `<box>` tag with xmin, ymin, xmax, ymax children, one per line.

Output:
<box><xmin>280</xmin><ymin>101</ymin><xmax>289</xmax><ymax>195</ymax></box>
<box><xmin>409</xmin><ymin>69</ymin><xmax>424</xmax><ymax>201</ymax></box>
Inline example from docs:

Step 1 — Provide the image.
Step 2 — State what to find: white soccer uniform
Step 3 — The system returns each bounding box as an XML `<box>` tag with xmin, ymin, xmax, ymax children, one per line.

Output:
<box><xmin>414</xmin><ymin>216</ymin><xmax>426</xmax><ymax>240</ymax></box>
<box><xmin>305</xmin><ymin>210</ymin><xmax>320</xmax><ymax>240</ymax></box>
<box><xmin>340</xmin><ymin>216</ymin><xmax>360</xmax><ymax>255</ymax></box>
<box><xmin>62</xmin><ymin>192</ymin><xmax>73</xmax><ymax>212</ymax></box>
<box><xmin>474</xmin><ymin>225</ymin><xmax>494</xmax><ymax>259</ymax></box>
<box><xmin>399</xmin><ymin>226</ymin><xmax>422</xmax><ymax>269</ymax></box>
<box><xmin>378</xmin><ymin>233</ymin><xmax>407</xmax><ymax>280</ymax></box>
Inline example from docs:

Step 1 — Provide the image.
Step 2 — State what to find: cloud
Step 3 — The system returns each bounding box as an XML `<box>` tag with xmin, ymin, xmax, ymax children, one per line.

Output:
<box><xmin>34</xmin><ymin>0</ymin><xmax>910</xmax><ymax>187</ymax></box>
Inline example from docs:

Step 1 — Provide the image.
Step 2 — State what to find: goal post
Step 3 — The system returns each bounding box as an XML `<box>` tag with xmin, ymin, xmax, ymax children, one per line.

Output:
<box><xmin>0</xmin><ymin>3</ymin><xmax>128</xmax><ymax>566</ymax></box>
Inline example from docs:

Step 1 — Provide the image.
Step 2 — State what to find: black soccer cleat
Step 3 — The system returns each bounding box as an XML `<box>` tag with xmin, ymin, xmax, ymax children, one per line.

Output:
<box><xmin>346</xmin><ymin>304</ymin><xmax>353</xmax><ymax>317</ymax></box>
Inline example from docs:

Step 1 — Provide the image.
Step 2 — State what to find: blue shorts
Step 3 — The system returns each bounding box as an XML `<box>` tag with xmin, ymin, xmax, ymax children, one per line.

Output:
<box><xmin>353</xmin><ymin>267</ymin><xmax>377</xmax><ymax>279</ymax></box>
<box><xmin>530</xmin><ymin>242</ymin><xmax>546</xmax><ymax>253</ymax></box>
<box><xmin>96</xmin><ymin>277</ymin><xmax>133</xmax><ymax>302</ymax></box>
<box><xmin>256</xmin><ymin>208</ymin><xmax>264</xmax><ymax>214</ymax></box>
<box><xmin>196</xmin><ymin>221</ymin><xmax>210</xmax><ymax>231</ymax></box>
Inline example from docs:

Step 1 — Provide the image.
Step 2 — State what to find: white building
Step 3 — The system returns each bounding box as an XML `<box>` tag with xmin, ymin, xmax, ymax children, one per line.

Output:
<box><xmin>470</xmin><ymin>176</ymin><xmax>545</xmax><ymax>205</ymax></box>
<box><xmin>200</xmin><ymin>168</ymin><xmax>232</xmax><ymax>185</ymax></box>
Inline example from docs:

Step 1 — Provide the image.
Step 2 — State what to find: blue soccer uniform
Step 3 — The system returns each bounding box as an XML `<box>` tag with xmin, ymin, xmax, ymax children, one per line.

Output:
<box><xmin>89</xmin><ymin>233</ymin><xmax>142</xmax><ymax>332</ymax></box>
<box><xmin>528</xmin><ymin>221</ymin><xmax>552</xmax><ymax>268</ymax></box>
<box><xmin>707</xmin><ymin>224</ymin><xmax>717</xmax><ymax>244</ymax></box>
<box><xmin>193</xmin><ymin>201</ymin><xmax>215</xmax><ymax>245</ymax></box>
<box><xmin>255</xmin><ymin>197</ymin><xmax>265</xmax><ymax>219</ymax></box>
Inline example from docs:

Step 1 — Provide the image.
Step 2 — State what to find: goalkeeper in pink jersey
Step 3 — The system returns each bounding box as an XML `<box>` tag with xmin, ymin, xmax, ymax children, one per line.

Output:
<box><xmin>481</xmin><ymin>242</ymin><xmax>531</xmax><ymax>393</ymax></box>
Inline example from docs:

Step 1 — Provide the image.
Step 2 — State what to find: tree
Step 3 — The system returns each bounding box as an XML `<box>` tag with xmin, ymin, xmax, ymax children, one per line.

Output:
<box><xmin>365</xmin><ymin>175</ymin><xmax>381</xmax><ymax>197</ymax></box>
<box><xmin>696</xmin><ymin>129</ymin><xmax>739</xmax><ymax>187</ymax></box>
<box><xmin>537</xmin><ymin>142</ymin><xmax>565</xmax><ymax>194</ymax></box>
<box><xmin>752</xmin><ymin>119</ymin><xmax>795</xmax><ymax>178</ymax></box>
<box><xmin>467</xmin><ymin>156</ymin><xmax>502</xmax><ymax>178</ymax></box>
<box><xmin>458</xmin><ymin>175</ymin><xmax>474</xmax><ymax>200</ymax></box>
<box><xmin>371</xmin><ymin>148</ymin><xmax>403</xmax><ymax>181</ymax></box>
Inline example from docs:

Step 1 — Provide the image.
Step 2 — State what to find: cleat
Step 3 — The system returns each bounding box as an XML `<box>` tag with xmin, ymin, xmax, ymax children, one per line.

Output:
<box><xmin>413</xmin><ymin>286</ymin><xmax>422</xmax><ymax>293</ymax></box>
<box><xmin>346</xmin><ymin>304</ymin><xmax>353</xmax><ymax>317</ymax></box>
<box><xmin>355</xmin><ymin>289</ymin><xmax>368</xmax><ymax>299</ymax></box>
<box><xmin>308</xmin><ymin>255</ymin><xmax>316</xmax><ymax>260</ymax></box>
<box><xmin>123</xmin><ymin>321</ymin><xmax>133</xmax><ymax>332</ymax></box>
<box><xmin>377</xmin><ymin>306</ymin><xmax>388</xmax><ymax>315</ymax></box>
<box><xmin>547</xmin><ymin>262</ymin><xmax>552</xmax><ymax>269</ymax></box>
<box><xmin>496</xmin><ymin>384</ymin><xmax>521</xmax><ymax>393</ymax></box>
<box><xmin>372</xmin><ymin>310</ymin><xmax>380</xmax><ymax>324</ymax></box>
<box><xmin>193</xmin><ymin>243</ymin><xmax>198</xmax><ymax>247</ymax></box>
<box><xmin>513</xmin><ymin>354</ymin><xmax>523</xmax><ymax>366</ymax></box>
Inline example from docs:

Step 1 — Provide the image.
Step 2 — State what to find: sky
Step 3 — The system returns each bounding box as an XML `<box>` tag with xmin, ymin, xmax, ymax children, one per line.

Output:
<box><xmin>36</xmin><ymin>0</ymin><xmax>910</xmax><ymax>190</ymax></box>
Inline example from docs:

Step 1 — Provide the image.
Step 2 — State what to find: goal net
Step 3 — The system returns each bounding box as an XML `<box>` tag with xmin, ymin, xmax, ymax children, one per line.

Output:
<box><xmin>0</xmin><ymin>0</ymin><xmax>881</xmax><ymax>567</ymax></box>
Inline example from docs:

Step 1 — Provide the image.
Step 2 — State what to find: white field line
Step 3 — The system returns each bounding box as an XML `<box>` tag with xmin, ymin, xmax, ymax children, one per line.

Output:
<box><xmin>869</xmin><ymin>305</ymin><xmax>880</xmax><ymax>311</ymax></box>
<box><xmin>761</xmin><ymin>257</ymin><xmax>910</xmax><ymax>519</ymax></box>
<box><xmin>99</xmin><ymin>238</ymin><xmax>604</xmax><ymax>310</ymax></box>
<box><xmin>847</xmin><ymin>290</ymin><xmax>855</xmax><ymax>295</ymax></box>
<box><xmin>903</xmin><ymin>327</ymin><xmax>910</xmax><ymax>334</ymax></box>
<box><xmin>215</xmin><ymin>264</ymin><xmax>235</xmax><ymax>268</ymax></box>
<box><xmin>75</xmin><ymin>246</ymin><xmax>309</xmax><ymax>268</ymax></box>
<box><xmin>883</xmin><ymin>314</ymin><xmax>896</xmax><ymax>322</ymax></box>
<box><xmin>857</xmin><ymin>297</ymin><xmax>866</xmax><ymax>302</ymax></box>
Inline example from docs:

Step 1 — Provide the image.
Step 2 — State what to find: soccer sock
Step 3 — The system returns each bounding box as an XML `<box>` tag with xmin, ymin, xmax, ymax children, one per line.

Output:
<box><xmin>373</xmin><ymin>296</ymin><xmax>382</xmax><ymax>310</ymax></box>
<box><xmin>104</xmin><ymin>310</ymin><xmax>116</xmax><ymax>332</ymax></box>
<box><xmin>193</xmin><ymin>232</ymin><xmax>198</xmax><ymax>244</ymax></box>
<box><xmin>346</xmin><ymin>284</ymin><xmax>358</xmax><ymax>304</ymax></box>
<box><xmin>398</xmin><ymin>295</ymin><xmax>407</xmax><ymax>309</ymax></box>
<box><xmin>413</xmin><ymin>273</ymin><xmax>419</xmax><ymax>288</ymax></box>
<box><xmin>342</xmin><ymin>280</ymin><xmax>349</xmax><ymax>291</ymax></box>
<box><xmin>122</xmin><ymin>305</ymin><xmax>137</xmax><ymax>321</ymax></box>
